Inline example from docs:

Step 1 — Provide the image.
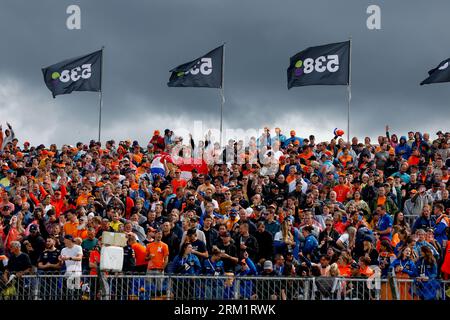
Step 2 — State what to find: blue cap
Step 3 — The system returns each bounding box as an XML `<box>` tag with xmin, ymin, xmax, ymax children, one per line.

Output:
<box><xmin>213</xmin><ymin>212</ymin><xmax>224</xmax><ymax>219</ymax></box>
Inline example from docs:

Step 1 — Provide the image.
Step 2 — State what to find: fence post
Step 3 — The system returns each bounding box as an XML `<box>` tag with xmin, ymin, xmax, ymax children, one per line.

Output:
<box><xmin>234</xmin><ymin>278</ymin><xmax>240</xmax><ymax>300</ymax></box>
<box><xmin>166</xmin><ymin>275</ymin><xmax>172</xmax><ymax>300</ymax></box>
<box><xmin>303</xmin><ymin>278</ymin><xmax>310</xmax><ymax>300</ymax></box>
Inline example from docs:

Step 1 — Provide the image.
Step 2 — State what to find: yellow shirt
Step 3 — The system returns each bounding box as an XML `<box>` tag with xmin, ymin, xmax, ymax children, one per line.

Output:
<box><xmin>109</xmin><ymin>220</ymin><xmax>122</xmax><ymax>232</ymax></box>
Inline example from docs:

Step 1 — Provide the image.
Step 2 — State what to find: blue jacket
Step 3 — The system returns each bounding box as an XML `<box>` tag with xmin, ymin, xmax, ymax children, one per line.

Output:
<box><xmin>414</xmin><ymin>241</ymin><xmax>439</xmax><ymax>259</ymax></box>
<box><xmin>434</xmin><ymin>215</ymin><xmax>448</xmax><ymax>247</ymax></box>
<box><xmin>415</xmin><ymin>258</ymin><xmax>438</xmax><ymax>279</ymax></box>
<box><xmin>284</xmin><ymin>136</ymin><xmax>303</xmax><ymax>148</ymax></box>
<box><xmin>302</xmin><ymin>234</ymin><xmax>318</xmax><ymax>256</ymax></box>
<box><xmin>412</xmin><ymin>216</ymin><xmax>436</xmax><ymax>233</ymax></box>
<box><xmin>173</xmin><ymin>254</ymin><xmax>202</xmax><ymax>275</ymax></box>
<box><xmin>236</xmin><ymin>257</ymin><xmax>258</xmax><ymax>276</ymax></box>
<box><xmin>414</xmin><ymin>258</ymin><xmax>440</xmax><ymax>300</ymax></box>
<box><xmin>203</xmin><ymin>258</ymin><xmax>225</xmax><ymax>275</ymax></box>
<box><xmin>391</xmin><ymin>258</ymin><xmax>417</xmax><ymax>277</ymax></box>
<box><xmin>395</xmin><ymin>136</ymin><xmax>411</xmax><ymax>160</ymax></box>
<box><xmin>272</xmin><ymin>134</ymin><xmax>286</xmax><ymax>146</ymax></box>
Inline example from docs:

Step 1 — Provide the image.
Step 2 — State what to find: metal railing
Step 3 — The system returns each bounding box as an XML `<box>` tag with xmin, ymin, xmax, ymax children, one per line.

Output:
<box><xmin>0</xmin><ymin>273</ymin><xmax>449</xmax><ymax>301</ymax></box>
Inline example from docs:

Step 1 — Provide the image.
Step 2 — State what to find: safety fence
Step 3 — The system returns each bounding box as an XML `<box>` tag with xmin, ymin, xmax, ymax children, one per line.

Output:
<box><xmin>0</xmin><ymin>273</ymin><xmax>449</xmax><ymax>301</ymax></box>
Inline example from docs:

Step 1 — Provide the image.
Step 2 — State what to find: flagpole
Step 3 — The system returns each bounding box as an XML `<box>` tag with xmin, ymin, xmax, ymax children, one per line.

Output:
<box><xmin>347</xmin><ymin>37</ymin><xmax>352</xmax><ymax>144</ymax></box>
<box><xmin>98</xmin><ymin>46</ymin><xmax>104</xmax><ymax>142</ymax></box>
<box><xmin>219</xmin><ymin>43</ymin><xmax>225</xmax><ymax>148</ymax></box>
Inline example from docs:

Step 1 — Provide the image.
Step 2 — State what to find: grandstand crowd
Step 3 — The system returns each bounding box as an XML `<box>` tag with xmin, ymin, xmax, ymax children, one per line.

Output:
<box><xmin>0</xmin><ymin>123</ymin><xmax>449</xmax><ymax>300</ymax></box>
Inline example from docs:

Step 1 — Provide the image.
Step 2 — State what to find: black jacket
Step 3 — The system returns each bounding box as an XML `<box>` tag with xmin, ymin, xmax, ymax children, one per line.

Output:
<box><xmin>254</xmin><ymin>230</ymin><xmax>274</xmax><ymax>261</ymax></box>
<box><xmin>233</xmin><ymin>234</ymin><xmax>259</xmax><ymax>261</ymax></box>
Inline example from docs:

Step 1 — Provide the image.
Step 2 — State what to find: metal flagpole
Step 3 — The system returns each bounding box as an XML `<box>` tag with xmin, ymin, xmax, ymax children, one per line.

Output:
<box><xmin>219</xmin><ymin>43</ymin><xmax>225</xmax><ymax>147</ymax></box>
<box><xmin>98</xmin><ymin>46</ymin><xmax>105</xmax><ymax>142</ymax></box>
<box><xmin>347</xmin><ymin>37</ymin><xmax>352</xmax><ymax>144</ymax></box>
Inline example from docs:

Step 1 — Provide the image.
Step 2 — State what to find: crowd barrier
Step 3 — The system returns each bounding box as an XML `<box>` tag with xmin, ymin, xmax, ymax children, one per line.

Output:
<box><xmin>0</xmin><ymin>272</ymin><xmax>449</xmax><ymax>301</ymax></box>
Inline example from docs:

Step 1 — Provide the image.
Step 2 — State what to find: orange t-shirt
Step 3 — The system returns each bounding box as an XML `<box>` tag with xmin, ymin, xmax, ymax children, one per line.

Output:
<box><xmin>339</xmin><ymin>155</ymin><xmax>353</xmax><ymax>167</ymax></box>
<box><xmin>377</xmin><ymin>196</ymin><xmax>386</xmax><ymax>207</ymax></box>
<box><xmin>333</xmin><ymin>184</ymin><xmax>351</xmax><ymax>203</ymax></box>
<box><xmin>131</xmin><ymin>242</ymin><xmax>147</xmax><ymax>267</ymax></box>
<box><xmin>338</xmin><ymin>264</ymin><xmax>351</xmax><ymax>277</ymax></box>
<box><xmin>360</xmin><ymin>266</ymin><xmax>374</xmax><ymax>277</ymax></box>
<box><xmin>76</xmin><ymin>193</ymin><xmax>90</xmax><ymax>207</ymax></box>
<box><xmin>77</xmin><ymin>228</ymin><xmax>88</xmax><ymax>240</ymax></box>
<box><xmin>89</xmin><ymin>250</ymin><xmax>101</xmax><ymax>275</ymax></box>
<box><xmin>146</xmin><ymin>241</ymin><xmax>169</xmax><ymax>270</ymax></box>
<box><xmin>391</xmin><ymin>232</ymin><xmax>400</xmax><ymax>248</ymax></box>
<box><xmin>171</xmin><ymin>179</ymin><xmax>187</xmax><ymax>192</ymax></box>
<box><xmin>133</xmin><ymin>153</ymin><xmax>143</xmax><ymax>164</ymax></box>
<box><xmin>64</xmin><ymin>221</ymin><xmax>79</xmax><ymax>237</ymax></box>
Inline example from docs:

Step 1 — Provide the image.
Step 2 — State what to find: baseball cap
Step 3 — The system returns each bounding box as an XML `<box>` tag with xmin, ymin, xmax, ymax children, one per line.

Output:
<box><xmin>29</xmin><ymin>224</ymin><xmax>39</xmax><ymax>232</ymax></box>
<box><xmin>64</xmin><ymin>235</ymin><xmax>74</xmax><ymax>241</ymax></box>
<box><xmin>263</xmin><ymin>260</ymin><xmax>273</xmax><ymax>270</ymax></box>
<box><xmin>213</xmin><ymin>212</ymin><xmax>225</xmax><ymax>219</ymax></box>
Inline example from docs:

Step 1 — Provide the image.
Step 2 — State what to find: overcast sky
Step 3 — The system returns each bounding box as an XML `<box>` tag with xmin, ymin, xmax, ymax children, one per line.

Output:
<box><xmin>1</xmin><ymin>0</ymin><xmax>450</xmax><ymax>147</ymax></box>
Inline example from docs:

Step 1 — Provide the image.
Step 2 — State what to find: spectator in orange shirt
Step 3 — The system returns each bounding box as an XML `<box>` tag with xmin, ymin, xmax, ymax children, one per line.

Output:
<box><xmin>146</xmin><ymin>229</ymin><xmax>169</xmax><ymax>273</ymax></box>
<box><xmin>76</xmin><ymin>186</ymin><xmax>91</xmax><ymax>207</ymax></box>
<box><xmin>171</xmin><ymin>168</ymin><xmax>187</xmax><ymax>192</ymax></box>
<box><xmin>128</xmin><ymin>233</ymin><xmax>147</xmax><ymax>273</ymax></box>
<box><xmin>63</xmin><ymin>210</ymin><xmax>79</xmax><ymax>238</ymax></box>
<box><xmin>333</xmin><ymin>176</ymin><xmax>351</xmax><ymax>203</ymax></box>
<box><xmin>358</xmin><ymin>256</ymin><xmax>374</xmax><ymax>277</ymax></box>
<box><xmin>337</xmin><ymin>252</ymin><xmax>352</xmax><ymax>277</ymax></box>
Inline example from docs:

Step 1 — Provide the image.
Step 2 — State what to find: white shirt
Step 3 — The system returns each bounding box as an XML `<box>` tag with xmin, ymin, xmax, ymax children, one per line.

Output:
<box><xmin>337</xmin><ymin>233</ymin><xmax>350</xmax><ymax>248</ymax></box>
<box><xmin>61</xmin><ymin>245</ymin><xmax>83</xmax><ymax>273</ymax></box>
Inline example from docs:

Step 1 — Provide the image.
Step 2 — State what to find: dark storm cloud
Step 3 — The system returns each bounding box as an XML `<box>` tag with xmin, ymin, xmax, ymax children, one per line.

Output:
<box><xmin>1</xmin><ymin>0</ymin><xmax>450</xmax><ymax>146</ymax></box>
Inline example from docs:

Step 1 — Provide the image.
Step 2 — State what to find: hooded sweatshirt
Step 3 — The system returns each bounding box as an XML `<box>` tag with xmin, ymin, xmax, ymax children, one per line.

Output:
<box><xmin>395</xmin><ymin>136</ymin><xmax>412</xmax><ymax>160</ymax></box>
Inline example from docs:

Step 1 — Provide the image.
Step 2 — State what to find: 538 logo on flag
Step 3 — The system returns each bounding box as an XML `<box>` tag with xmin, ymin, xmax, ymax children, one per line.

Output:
<box><xmin>294</xmin><ymin>55</ymin><xmax>340</xmax><ymax>76</ymax></box>
<box><xmin>288</xmin><ymin>41</ymin><xmax>349</xmax><ymax>89</ymax></box>
<box><xmin>168</xmin><ymin>45</ymin><xmax>223</xmax><ymax>88</ymax></box>
<box><xmin>42</xmin><ymin>49</ymin><xmax>102</xmax><ymax>98</ymax></box>
<box><xmin>53</xmin><ymin>64</ymin><xmax>93</xmax><ymax>83</ymax></box>
<box><xmin>182</xmin><ymin>58</ymin><xmax>213</xmax><ymax>76</ymax></box>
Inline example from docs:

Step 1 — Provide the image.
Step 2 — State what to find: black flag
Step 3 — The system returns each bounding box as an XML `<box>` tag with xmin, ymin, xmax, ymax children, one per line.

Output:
<box><xmin>287</xmin><ymin>41</ymin><xmax>350</xmax><ymax>89</ymax></box>
<box><xmin>168</xmin><ymin>45</ymin><xmax>223</xmax><ymax>88</ymax></box>
<box><xmin>420</xmin><ymin>58</ymin><xmax>450</xmax><ymax>85</ymax></box>
<box><xmin>42</xmin><ymin>49</ymin><xmax>102</xmax><ymax>98</ymax></box>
